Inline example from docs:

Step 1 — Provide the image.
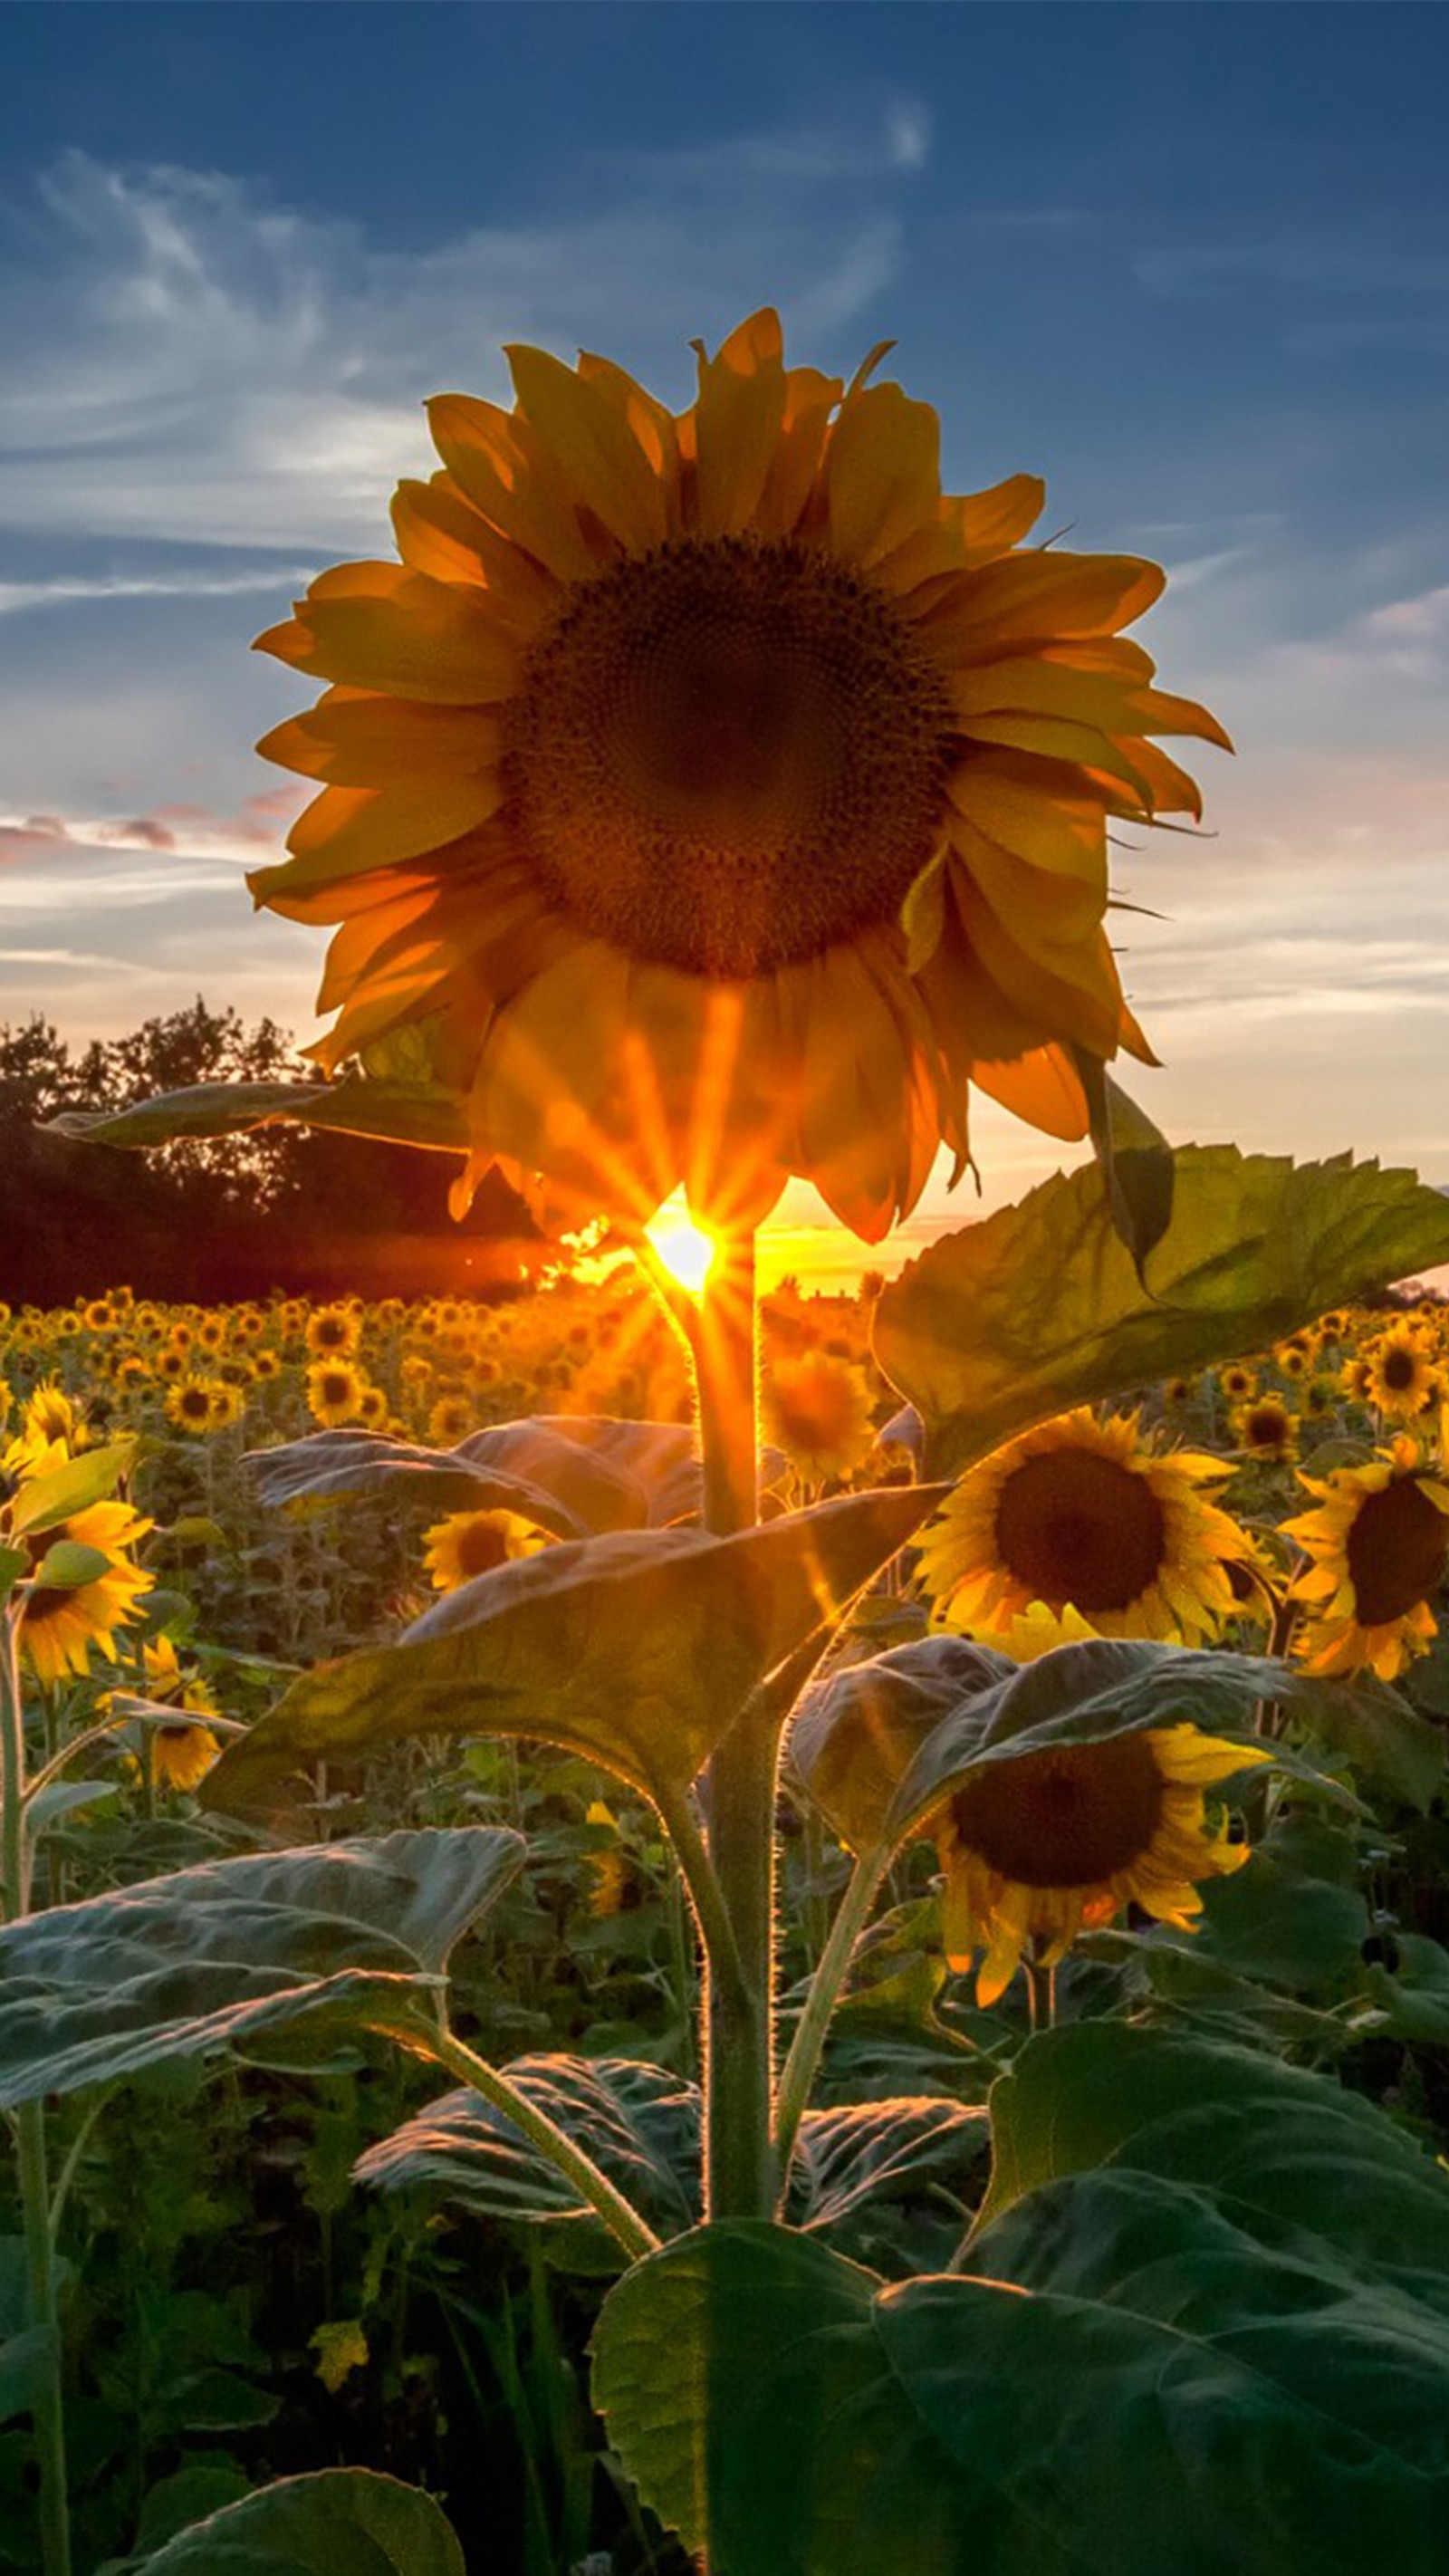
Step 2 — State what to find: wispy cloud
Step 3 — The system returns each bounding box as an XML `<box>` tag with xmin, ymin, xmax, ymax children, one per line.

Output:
<box><xmin>0</xmin><ymin>132</ymin><xmax>923</xmax><ymax>553</ymax></box>
<box><xmin>0</xmin><ymin>569</ymin><xmax>313</xmax><ymax>617</ymax></box>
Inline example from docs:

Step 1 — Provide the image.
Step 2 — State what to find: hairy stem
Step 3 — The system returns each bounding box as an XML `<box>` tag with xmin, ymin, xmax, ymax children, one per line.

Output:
<box><xmin>774</xmin><ymin>1843</ymin><xmax>890</xmax><ymax>2190</ymax></box>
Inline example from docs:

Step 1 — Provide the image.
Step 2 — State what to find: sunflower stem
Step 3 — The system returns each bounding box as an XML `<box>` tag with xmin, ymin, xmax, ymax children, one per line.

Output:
<box><xmin>1</xmin><ymin>1610</ymin><xmax>73</xmax><ymax>2576</ymax></box>
<box><xmin>695</xmin><ymin>1233</ymin><xmax>778</xmax><ymax>2222</ymax></box>
<box><xmin>775</xmin><ymin>1842</ymin><xmax>890</xmax><ymax>2193</ymax></box>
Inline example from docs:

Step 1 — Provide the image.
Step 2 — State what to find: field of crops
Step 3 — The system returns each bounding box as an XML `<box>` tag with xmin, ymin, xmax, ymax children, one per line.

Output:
<box><xmin>4</xmin><ymin>1250</ymin><xmax>1449</xmax><ymax>2573</ymax></box>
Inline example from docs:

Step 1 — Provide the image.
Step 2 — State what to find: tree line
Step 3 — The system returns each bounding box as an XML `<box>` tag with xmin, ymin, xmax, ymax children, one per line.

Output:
<box><xmin>1</xmin><ymin>1001</ymin><xmax>536</xmax><ymax>1305</ymax></box>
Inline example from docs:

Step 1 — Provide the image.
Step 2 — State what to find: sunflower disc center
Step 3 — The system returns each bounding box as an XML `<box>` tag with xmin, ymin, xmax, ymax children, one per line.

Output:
<box><xmin>994</xmin><ymin>1450</ymin><xmax>1168</xmax><ymax>1612</ymax></box>
<box><xmin>503</xmin><ymin>537</ymin><xmax>953</xmax><ymax>978</ymax></box>
<box><xmin>1348</xmin><ymin>1478</ymin><xmax>1449</xmax><ymax>1626</ymax></box>
<box><xmin>951</xmin><ymin>1734</ymin><xmax>1166</xmax><ymax>1886</ymax></box>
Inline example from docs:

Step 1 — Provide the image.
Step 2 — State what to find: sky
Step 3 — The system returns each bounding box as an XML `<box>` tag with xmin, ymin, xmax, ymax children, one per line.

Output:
<box><xmin>2</xmin><ymin>1</ymin><xmax>1445</xmax><ymax>1286</ymax></box>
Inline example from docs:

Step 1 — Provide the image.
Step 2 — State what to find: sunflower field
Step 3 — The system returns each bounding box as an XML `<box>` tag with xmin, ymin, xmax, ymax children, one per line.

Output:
<box><xmin>6</xmin><ymin>311</ymin><xmax>1449</xmax><ymax>2576</ymax></box>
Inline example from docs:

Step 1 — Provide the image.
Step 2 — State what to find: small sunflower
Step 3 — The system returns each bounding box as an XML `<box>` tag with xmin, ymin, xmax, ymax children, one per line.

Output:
<box><xmin>1284</xmin><ymin>1436</ymin><xmax>1449</xmax><ymax>1679</ymax></box>
<box><xmin>422</xmin><ymin>1506</ymin><xmax>552</xmax><ymax>1591</ymax></box>
<box><xmin>23</xmin><ymin>1381</ymin><xmax>87</xmax><ymax>1452</ymax></box>
<box><xmin>357</xmin><ymin>1383</ymin><xmax>389</xmax><ymax>1426</ymax></box>
<box><xmin>1366</xmin><ymin>1322</ymin><xmax>1441</xmax><ymax>1424</ymax></box>
<box><xmin>1230</xmin><ymin>1392</ymin><xmax>1298</xmax><ymax>1462</ymax></box>
<box><xmin>306</xmin><ymin>1359</ymin><xmax>367</xmax><ymax>1427</ymax></box>
<box><xmin>917</xmin><ymin>1408</ymin><xmax>1255</xmax><ymax>1645</ymax></box>
<box><xmin>763</xmin><ymin>1351</ymin><xmax>876</xmax><ymax>1484</ymax></box>
<box><xmin>14</xmin><ymin>1497</ymin><xmax>154</xmax><ymax>1684</ymax></box>
<box><xmin>306</xmin><ymin>1304</ymin><xmax>363</xmax><ymax>1359</ymax></box>
<box><xmin>253</xmin><ymin>308</ymin><xmax>1227</xmax><ymax>1240</ymax></box>
<box><xmin>1216</xmin><ymin>1362</ymin><xmax>1256</xmax><ymax>1404</ymax></box>
<box><xmin>166</xmin><ymin>1376</ymin><xmax>223</xmax><ymax>1435</ymax></box>
<box><xmin>207</xmin><ymin>1381</ymin><xmax>247</xmax><ymax>1430</ymax></box>
<box><xmin>427</xmin><ymin>1393</ymin><xmax>475</xmax><ymax>1445</ymax></box>
<box><xmin>933</xmin><ymin>1723</ymin><xmax>1267</xmax><ymax>2005</ymax></box>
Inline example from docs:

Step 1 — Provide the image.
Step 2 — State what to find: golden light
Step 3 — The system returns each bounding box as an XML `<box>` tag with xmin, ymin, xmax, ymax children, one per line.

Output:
<box><xmin>645</xmin><ymin>1207</ymin><xmax>718</xmax><ymax>1296</ymax></box>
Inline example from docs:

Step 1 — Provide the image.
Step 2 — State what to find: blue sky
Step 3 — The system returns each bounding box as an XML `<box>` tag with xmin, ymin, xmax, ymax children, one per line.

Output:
<box><xmin>2</xmin><ymin>3</ymin><xmax>1445</xmax><ymax>1274</ymax></box>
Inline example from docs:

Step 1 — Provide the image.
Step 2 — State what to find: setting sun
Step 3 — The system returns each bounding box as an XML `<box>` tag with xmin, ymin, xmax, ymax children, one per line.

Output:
<box><xmin>644</xmin><ymin>1207</ymin><xmax>717</xmax><ymax>1295</ymax></box>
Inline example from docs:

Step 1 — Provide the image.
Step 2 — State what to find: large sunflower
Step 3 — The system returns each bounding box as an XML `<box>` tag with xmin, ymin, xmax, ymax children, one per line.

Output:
<box><xmin>934</xmin><ymin>1722</ymin><xmax>1266</xmax><ymax>2006</ymax></box>
<box><xmin>1283</xmin><ymin>1436</ymin><xmax>1449</xmax><ymax>1679</ymax></box>
<box><xmin>253</xmin><ymin>311</ymin><xmax>1227</xmax><ymax>1239</ymax></box>
<box><xmin>916</xmin><ymin>1408</ymin><xmax>1256</xmax><ymax>1644</ymax></box>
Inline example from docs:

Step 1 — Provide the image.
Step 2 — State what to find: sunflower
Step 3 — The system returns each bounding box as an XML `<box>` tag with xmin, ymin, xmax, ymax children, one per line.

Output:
<box><xmin>427</xmin><ymin>1393</ymin><xmax>474</xmax><ymax>1445</ymax></box>
<box><xmin>165</xmin><ymin>1376</ymin><xmax>222</xmax><ymax>1434</ymax></box>
<box><xmin>23</xmin><ymin>1381</ymin><xmax>87</xmax><ymax>1452</ymax></box>
<box><xmin>763</xmin><ymin>1351</ymin><xmax>877</xmax><ymax>1483</ymax></box>
<box><xmin>149</xmin><ymin>1720</ymin><xmax>223</xmax><ymax>1793</ymax></box>
<box><xmin>917</xmin><ymin>1408</ymin><xmax>1256</xmax><ymax>1645</ymax></box>
<box><xmin>1366</xmin><ymin>1322</ymin><xmax>1442</xmax><ymax>1424</ymax></box>
<box><xmin>1284</xmin><ymin>1436</ymin><xmax>1449</xmax><ymax>1679</ymax></box>
<box><xmin>1214</xmin><ymin>1362</ymin><xmax>1256</xmax><ymax>1405</ymax></box>
<box><xmin>1230</xmin><ymin>1392</ymin><xmax>1298</xmax><ymax>1462</ymax></box>
<box><xmin>14</xmin><ymin>1497</ymin><xmax>154</xmax><ymax>1684</ymax></box>
<box><xmin>252</xmin><ymin>309</ymin><xmax>1227</xmax><ymax>1240</ymax></box>
<box><xmin>422</xmin><ymin>1506</ymin><xmax>552</xmax><ymax>1591</ymax></box>
<box><xmin>306</xmin><ymin>1359</ymin><xmax>367</xmax><ymax>1427</ymax></box>
<box><xmin>933</xmin><ymin>1723</ymin><xmax>1267</xmax><ymax>2005</ymax></box>
<box><xmin>306</xmin><ymin>1303</ymin><xmax>362</xmax><ymax>1359</ymax></box>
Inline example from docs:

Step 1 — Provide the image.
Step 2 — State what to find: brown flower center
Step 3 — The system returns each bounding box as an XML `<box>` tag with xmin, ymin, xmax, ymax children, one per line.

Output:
<box><xmin>1379</xmin><ymin>1347</ymin><xmax>1420</xmax><ymax>1393</ymax></box>
<box><xmin>452</xmin><ymin>1520</ymin><xmax>511</xmax><ymax>1580</ymax></box>
<box><xmin>994</xmin><ymin>1448</ymin><xmax>1167</xmax><ymax>1611</ymax></box>
<box><xmin>1346</xmin><ymin>1476</ymin><xmax>1449</xmax><ymax>1625</ymax></box>
<box><xmin>504</xmin><ymin>536</ymin><xmax>953</xmax><ymax>978</ymax></box>
<box><xmin>949</xmin><ymin>1731</ymin><xmax>1166</xmax><ymax>1886</ymax></box>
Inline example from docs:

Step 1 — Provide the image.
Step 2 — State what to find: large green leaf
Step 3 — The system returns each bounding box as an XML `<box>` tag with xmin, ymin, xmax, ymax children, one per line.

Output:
<box><xmin>0</xmin><ymin>1829</ymin><xmax>523</xmax><ymax>2106</ymax></box>
<box><xmin>358</xmin><ymin>2056</ymin><xmax>701</xmax><ymax>2238</ymax></box>
<box><xmin>49</xmin><ymin>1074</ymin><xmax>470</xmax><ymax>1156</ymax></box>
<box><xmin>247</xmin><ymin>1415</ymin><xmax>709</xmax><ymax>1536</ymax></box>
<box><xmin>595</xmin><ymin>2037</ymin><xmax>1449</xmax><ymax>2576</ymax></box>
<box><xmin>132</xmin><ymin>2467</ymin><xmax>465</xmax><ymax>2574</ymax></box>
<box><xmin>360</xmin><ymin>2058</ymin><xmax>981</xmax><ymax>2258</ymax></box>
<box><xmin>974</xmin><ymin>2020</ymin><xmax>1449</xmax><ymax>2266</ymax></box>
<box><xmin>874</xmin><ymin>1148</ymin><xmax>1449</xmax><ymax>1474</ymax></box>
<box><xmin>203</xmin><ymin>1485</ymin><xmax>945</xmax><ymax>1818</ymax></box>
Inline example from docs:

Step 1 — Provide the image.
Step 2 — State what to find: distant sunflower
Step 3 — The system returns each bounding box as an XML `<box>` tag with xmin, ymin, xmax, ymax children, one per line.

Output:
<box><xmin>1366</xmin><ymin>1322</ymin><xmax>1441</xmax><ymax>1424</ymax></box>
<box><xmin>933</xmin><ymin>1723</ymin><xmax>1267</xmax><ymax>2006</ymax></box>
<box><xmin>1230</xmin><ymin>1392</ymin><xmax>1298</xmax><ymax>1462</ymax></box>
<box><xmin>306</xmin><ymin>1359</ymin><xmax>367</xmax><ymax>1427</ymax></box>
<box><xmin>422</xmin><ymin>1506</ymin><xmax>552</xmax><ymax>1591</ymax></box>
<box><xmin>917</xmin><ymin>1408</ymin><xmax>1255</xmax><ymax>1644</ymax></box>
<box><xmin>252</xmin><ymin>309</ymin><xmax>1227</xmax><ymax>1240</ymax></box>
<box><xmin>1284</xmin><ymin>1436</ymin><xmax>1449</xmax><ymax>1679</ymax></box>
<box><xmin>306</xmin><ymin>1304</ymin><xmax>362</xmax><ymax>1359</ymax></box>
<box><xmin>23</xmin><ymin>1381</ymin><xmax>87</xmax><ymax>1452</ymax></box>
<box><xmin>149</xmin><ymin>1720</ymin><xmax>223</xmax><ymax>1793</ymax></box>
<box><xmin>427</xmin><ymin>1394</ymin><xmax>474</xmax><ymax>1445</ymax></box>
<box><xmin>165</xmin><ymin>1376</ymin><xmax>222</xmax><ymax>1435</ymax></box>
<box><xmin>763</xmin><ymin>1351</ymin><xmax>876</xmax><ymax>1483</ymax></box>
<box><xmin>1216</xmin><ymin>1362</ymin><xmax>1256</xmax><ymax>1403</ymax></box>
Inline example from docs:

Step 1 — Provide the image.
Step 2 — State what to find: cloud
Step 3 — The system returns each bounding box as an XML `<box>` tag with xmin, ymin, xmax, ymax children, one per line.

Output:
<box><xmin>0</xmin><ymin>133</ymin><xmax>923</xmax><ymax>553</ymax></box>
<box><xmin>0</xmin><ymin>570</ymin><xmax>314</xmax><ymax>617</ymax></box>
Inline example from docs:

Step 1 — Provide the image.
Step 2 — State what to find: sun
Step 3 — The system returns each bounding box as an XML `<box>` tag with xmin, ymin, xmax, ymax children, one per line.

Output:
<box><xmin>644</xmin><ymin>1206</ymin><xmax>717</xmax><ymax>1295</ymax></box>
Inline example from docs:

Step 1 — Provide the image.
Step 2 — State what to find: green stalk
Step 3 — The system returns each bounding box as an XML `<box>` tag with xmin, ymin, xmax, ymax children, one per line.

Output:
<box><xmin>694</xmin><ymin>1234</ymin><xmax>778</xmax><ymax>2221</ymax></box>
<box><xmin>773</xmin><ymin>1844</ymin><xmax>890</xmax><ymax>2189</ymax></box>
<box><xmin>408</xmin><ymin>2020</ymin><xmax>661</xmax><ymax>2264</ymax></box>
<box><xmin>1</xmin><ymin>1610</ymin><xmax>72</xmax><ymax>2576</ymax></box>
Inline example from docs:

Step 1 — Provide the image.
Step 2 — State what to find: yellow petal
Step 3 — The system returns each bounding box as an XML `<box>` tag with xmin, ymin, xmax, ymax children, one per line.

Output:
<box><xmin>826</xmin><ymin>382</ymin><xmax>942</xmax><ymax>570</ymax></box>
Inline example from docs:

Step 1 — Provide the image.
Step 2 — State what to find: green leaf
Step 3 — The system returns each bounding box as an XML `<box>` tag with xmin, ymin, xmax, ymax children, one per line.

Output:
<box><xmin>49</xmin><ymin>1073</ymin><xmax>471</xmax><ymax>1157</ymax></box>
<box><xmin>596</xmin><ymin>2043</ymin><xmax>1449</xmax><ymax>2576</ymax></box>
<box><xmin>204</xmin><ymin>1485</ymin><xmax>946</xmax><ymax>1818</ymax></box>
<box><xmin>1077</xmin><ymin>1056</ymin><xmax>1176</xmax><ymax>1278</ymax></box>
<box><xmin>0</xmin><ymin>1828</ymin><xmax>523</xmax><ymax>2107</ymax></box>
<box><xmin>26</xmin><ymin>1780</ymin><xmax>120</xmax><ymax>1834</ymax></box>
<box><xmin>358</xmin><ymin>2055</ymin><xmax>701</xmax><ymax>2239</ymax></box>
<box><xmin>247</xmin><ymin>1415</ymin><xmax>710</xmax><ymax>1539</ymax></box>
<box><xmin>874</xmin><ymin>1148</ymin><xmax>1449</xmax><ymax>1474</ymax></box>
<box><xmin>8</xmin><ymin>1440</ymin><xmax>138</xmax><ymax>1536</ymax></box>
<box><xmin>131</xmin><ymin>2467</ymin><xmax>465</xmax><ymax>2574</ymax></box>
<box><xmin>246</xmin><ymin>1427</ymin><xmax>593</xmax><ymax>1542</ymax></box>
<box><xmin>29</xmin><ymin>1539</ymin><xmax>113</xmax><ymax>1590</ymax></box>
<box><xmin>1282</xmin><ymin>1669</ymin><xmax>1444</xmax><ymax>1808</ymax></box>
<box><xmin>136</xmin><ymin>2468</ymin><xmax>254</xmax><ymax>2552</ymax></box>
<box><xmin>788</xmin><ymin>2098</ymin><xmax>985</xmax><ymax>2235</ymax></box>
<box><xmin>974</xmin><ymin>2020</ymin><xmax>1449</xmax><ymax>2265</ymax></box>
<box><xmin>360</xmin><ymin>2062</ymin><xmax>981</xmax><ymax>2259</ymax></box>
<box><xmin>0</xmin><ymin>2325</ymin><xmax>56</xmax><ymax>2427</ymax></box>
<box><xmin>0</xmin><ymin>1548</ymin><xmax>27</xmax><ymax>1607</ymax></box>
<box><xmin>1364</xmin><ymin>1932</ymin><xmax>1449</xmax><ymax>2043</ymax></box>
